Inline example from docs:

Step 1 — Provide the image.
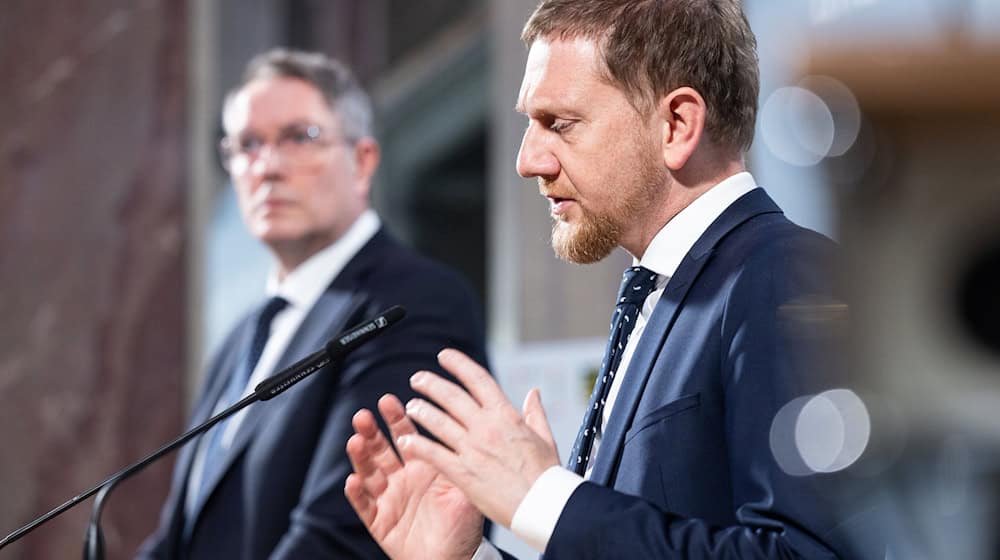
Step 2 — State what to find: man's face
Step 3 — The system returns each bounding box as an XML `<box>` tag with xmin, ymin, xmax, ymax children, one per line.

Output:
<box><xmin>223</xmin><ymin>77</ymin><xmax>369</xmax><ymax>263</ymax></box>
<box><xmin>516</xmin><ymin>38</ymin><xmax>667</xmax><ymax>263</ymax></box>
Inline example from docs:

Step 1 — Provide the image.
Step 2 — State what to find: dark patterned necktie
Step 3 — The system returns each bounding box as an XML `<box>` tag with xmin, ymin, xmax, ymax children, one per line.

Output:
<box><xmin>187</xmin><ymin>296</ymin><xmax>288</xmax><ymax>514</ymax></box>
<box><xmin>568</xmin><ymin>266</ymin><xmax>658</xmax><ymax>475</ymax></box>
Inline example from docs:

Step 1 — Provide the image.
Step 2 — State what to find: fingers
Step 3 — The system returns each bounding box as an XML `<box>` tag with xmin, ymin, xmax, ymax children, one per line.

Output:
<box><xmin>396</xmin><ymin>431</ymin><xmax>466</xmax><ymax>486</ymax></box>
<box><xmin>405</xmin><ymin>398</ymin><xmax>467</xmax><ymax>450</ymax></box>
<box><xmin>522</xmin><ymin>388</ymin><xmax>557</xmax><ymax>450</ymax></box>
<box><xmin>348</xmin><ymin>408</ymin><xmax>386</xmax><ymax>464</ymax></box>
<box><xmin>409</xmin><ymin>370</ymin><xmax>483</xmax><ymax>426</ymax></box>
<box><xmin>378</xmin><ymin>394</ymin><xmax>421</xmax><ymax>449</ymax></box>
<box><xmin>436</xmin><ymin>348</ymin><xmax>510</xmax><ymax>409</ymax></box>
<box><xmin>345</xmin><ymin>396</ymin><xmax>421</xmax><ymax>496</ymax></box>
<box><xmin>344</xmin><ymin>473</ymin><xmax>376</xmax><ymax>528</ymax></box>
<box><xmin>345</xmin><ymin>409</ymin><xmax>395</xmax><ymax>530</ymax></box>
<box><xmin>347</xmin><ymin>410</ymin><xmax>395</xmax><ymax>496</ymax></box>
<box><xmin>376</xmin><ymin>393</ymin><xmax>407</xmax><ymax>423</ymax></box>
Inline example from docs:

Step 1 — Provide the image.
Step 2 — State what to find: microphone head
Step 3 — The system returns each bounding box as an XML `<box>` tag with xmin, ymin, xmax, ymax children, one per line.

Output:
<box><xmin>325</xmin><ymin>305</ymin><xmax>407</xmax><ymax>357</ymax></box>
<box><xmin>255</xmin><ymin>306</ymin><xmax>408</xmax><ymax>402</ymax></box>
<box><xmin>380</xmin><ymin>305</ymin><xmax>406</xmax><ymax>326</ymax></box>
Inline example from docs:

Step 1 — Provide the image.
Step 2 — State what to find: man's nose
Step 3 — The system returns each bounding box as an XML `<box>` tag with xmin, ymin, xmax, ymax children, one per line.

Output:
<box><xmin>516</xmin><ymin>124</ymin><xmax>560</xmax><ymax>180</ymax></box>
<box><xmin>249</xmin><ymin>144</ymin><xmax>287</xmax><ymax>176</ymax></box>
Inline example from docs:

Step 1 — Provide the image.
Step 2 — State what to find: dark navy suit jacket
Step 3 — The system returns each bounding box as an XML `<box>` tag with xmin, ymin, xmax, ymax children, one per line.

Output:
<box><xmin>139</xmin><ymin>229</ymin><xmax>487</xmax><ymax>559</ymax></box>
<box><xmin>525</xmin><ymin>190</ymin><xmax>857</xmax><ymax>559</ymax></box>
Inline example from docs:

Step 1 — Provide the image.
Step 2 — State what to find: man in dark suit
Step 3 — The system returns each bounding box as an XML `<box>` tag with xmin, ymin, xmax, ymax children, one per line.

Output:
<box><xmin>343</xmin><ymin>1</ymin><xmax>863</xmax><ymax>558</ymax></box>
<box><xmin>139</xmin><ymin>49</ymin><xmax>487</xmax><ymax>559</ymax></box>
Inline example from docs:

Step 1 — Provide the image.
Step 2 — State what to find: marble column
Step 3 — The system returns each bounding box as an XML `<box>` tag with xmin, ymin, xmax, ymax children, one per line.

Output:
<box><xmin>0</xmin><ymin>0</ymin><xmax>188</xmax><ymax>557</ymax></box>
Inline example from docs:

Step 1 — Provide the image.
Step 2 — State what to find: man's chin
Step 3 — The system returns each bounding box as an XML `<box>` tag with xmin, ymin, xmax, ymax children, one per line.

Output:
<box><xmin>551</xmin><ymin>222</ymin><xmax>617</xmax><ymax>264</ymax></box>
<box><xmin>253</xmin><ymin>224</ymin><xmax>304</xmax><ymax>246</ymax></box>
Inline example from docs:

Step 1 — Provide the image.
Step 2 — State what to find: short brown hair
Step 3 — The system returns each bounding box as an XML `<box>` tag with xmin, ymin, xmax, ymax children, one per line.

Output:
<box><xmin>224</xmin><ymin>48</ymin><xmax>373</xmax><ymax>142</ymax></box>
<box><xmin>522</xmin><ymin>0</ymin><xmax>759</xmax><ymax>152</ymax></box>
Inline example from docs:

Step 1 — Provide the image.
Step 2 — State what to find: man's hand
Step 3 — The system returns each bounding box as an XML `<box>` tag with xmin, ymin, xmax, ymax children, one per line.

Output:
<box><xmin>345</xmin><ymin>395</ymin><xmax>484</xmax><ymax>560</ymax></box>
<box><xmin>398</xmin><ymin>349</ymin><xmax>560</xmax><ymax>528</ymax></box>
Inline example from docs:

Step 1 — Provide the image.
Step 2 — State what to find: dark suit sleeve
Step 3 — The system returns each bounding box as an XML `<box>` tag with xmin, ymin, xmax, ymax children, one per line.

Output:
<box><xmin>541</xmin><ymin>235</ymin><xmax>853</xmax><ymax>559</ymax></box>
<box><xmin>268</xmin><ymin>267</ymin><xmax>489</xmax><ymax>559</ymax></box>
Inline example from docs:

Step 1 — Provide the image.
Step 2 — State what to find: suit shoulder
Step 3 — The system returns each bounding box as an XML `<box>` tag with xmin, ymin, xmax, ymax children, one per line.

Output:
<box><xmin>721</xmin><ymin>212</ymin><xmax>837</xmax><ymax>270</ymax></box>
<box><xmin>380</xmin><ymin>243</ymin><xmax>474</xmax><ymax>292</ymax></box>
<box><xmin>342</xmin><ymin>233</ymin><xmax>489</xmax><ymax>369</ymax></box>
<box><xmin>354</xmin><ymin>234</ymin><xmax>481</xmax><ymax>311</ymax></box>
<box><xmin>712</xmin><ymin>213</ymin><xmax>840</xmax><ymax>310</ymax></box>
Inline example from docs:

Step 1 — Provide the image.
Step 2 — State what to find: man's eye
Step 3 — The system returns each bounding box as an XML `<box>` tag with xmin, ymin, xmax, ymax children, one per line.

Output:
<box><xmin>285</xmin><ymin>125</ymin><xmax>321</xmax><ymax>145</ymax></box>
<box><xmin>550</xmin><ymin>120</ymin><xmax>574</xmax><ymax>133</ymax></box>
<box><xmin>238</xmin><ymin>136</ymin><xmax>264</xmax><ymax>152</ymax></box>
<box><xmin>286</xmin><ymin>129</ymin><xmax>314</xmax><ymax>145</ymax></box>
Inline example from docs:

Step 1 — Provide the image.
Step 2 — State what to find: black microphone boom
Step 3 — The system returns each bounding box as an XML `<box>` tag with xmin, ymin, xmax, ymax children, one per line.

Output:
<box><xmin>255</xmin><ymin>304</ymin><xmax>406</xmax><ymax>400</ymax></box>
<box><xmin>0</xmin><ymin>305</ymin><xmax>406</xmax><ymax>554</ymax></box>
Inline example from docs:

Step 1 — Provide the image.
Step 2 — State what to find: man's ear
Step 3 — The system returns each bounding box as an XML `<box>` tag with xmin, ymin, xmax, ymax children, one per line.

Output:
<box><xmin>657</xmin><ymin>87</ymin><xmax>707</xmax><ymax>171</ymax></box>
<box><xmin>352</xmin><ymin>137</ymin><xmax>381</xmax><ymax>197</ymax></box>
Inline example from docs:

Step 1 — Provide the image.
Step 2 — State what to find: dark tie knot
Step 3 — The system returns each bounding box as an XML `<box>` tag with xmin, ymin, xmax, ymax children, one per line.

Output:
<box><xmin>617</xmin><ymin>266</ymin><xmax>658</xmax><ymax>307</ymax></box>
<box><xmin>259</xmin><ymin>296</ymin><xmax>289</xmax><ymax>323</ymax></box>
<box><xmin>247</xmin><ymin>296</ymin><xmax>289</xmax><ymax>373</ymax></box>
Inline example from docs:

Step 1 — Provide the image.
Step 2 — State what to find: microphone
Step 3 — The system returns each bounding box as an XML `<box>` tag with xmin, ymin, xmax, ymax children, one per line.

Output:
<box><xmin>255</xmin><ymin>304</ymin><xmax>406</xmax><ymax>400</ymax></box>
<box><xmin>0</xmin><ymin>305</ymin><xmax>406</xmax><ymax>555</ymax></box>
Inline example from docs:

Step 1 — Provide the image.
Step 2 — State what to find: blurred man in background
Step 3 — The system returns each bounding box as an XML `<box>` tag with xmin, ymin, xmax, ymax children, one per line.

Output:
<box><xmin>139</xmin><ymin>48</ymin><xmax>487</xmax><ymax>559</ymax></box>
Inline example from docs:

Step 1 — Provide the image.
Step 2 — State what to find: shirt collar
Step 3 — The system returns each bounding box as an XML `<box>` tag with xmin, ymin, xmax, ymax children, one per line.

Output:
<box><xmin>638</xmin><ymin>172</ymin><xmax>758</xmax><ymax>278</ymax></box>
<box><xmin>266</xmin><ymin>209</ymin><xmax>381</xmax><ymax>309</ymax></box>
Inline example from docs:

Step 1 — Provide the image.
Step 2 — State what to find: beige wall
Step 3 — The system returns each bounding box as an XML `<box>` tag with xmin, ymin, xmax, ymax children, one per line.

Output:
<box><xmin>487</xmin><ymin>0</ymin><xmax>630</xmax><ymax>349</ymax></box>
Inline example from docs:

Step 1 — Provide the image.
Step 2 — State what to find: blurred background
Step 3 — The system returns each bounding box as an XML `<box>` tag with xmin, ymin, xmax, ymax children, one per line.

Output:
<box><xmin>1</xmin><ymin>0</ymin><xmax>998</xmax><ymax>557</ymax></box>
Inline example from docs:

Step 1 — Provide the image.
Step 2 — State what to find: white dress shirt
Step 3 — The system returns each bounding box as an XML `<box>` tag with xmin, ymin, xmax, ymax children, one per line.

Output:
<box><xmin>184</xmin><ymin>210</ymin><xmax>381</xmax><ymax>518</ymax></box>
<box><xmin>473</xmin><ymin>173</ymin><xmax>758</xmax><ymax>559</ymax></box>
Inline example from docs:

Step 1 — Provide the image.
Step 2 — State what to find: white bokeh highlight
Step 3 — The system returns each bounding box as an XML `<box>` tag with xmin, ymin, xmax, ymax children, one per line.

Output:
<box><xmin>760</xmin><ymin>86</ymin><xmax>835</xmax><ymax>166</ymax></box>
<box><xmin>799</xmin><ymin>75</ymin><xmax>862</xmax><ymax>157</ymax></box>
<box><xmin>771</xmin><ymin>388</ymin><xmax>872</xmax><ymax>475</ymax></box>
<box><xmin>759</xmin><ymin>77</ymin><xmax>863</xmax><ymax>167</ymax></box>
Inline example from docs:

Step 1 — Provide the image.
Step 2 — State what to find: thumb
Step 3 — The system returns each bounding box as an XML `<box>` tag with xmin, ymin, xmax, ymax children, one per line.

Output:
<box><xmin>522</xmin><ymin>388</ymin><xmax>557</xmax><ymax>450</ymax></box>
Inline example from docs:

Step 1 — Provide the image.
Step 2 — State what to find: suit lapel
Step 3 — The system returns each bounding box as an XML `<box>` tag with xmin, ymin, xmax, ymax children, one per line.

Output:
<box><xmin>171</xmin><ymin>329</ymin><xmax>247</xmax><ymax>485</ymax></box>
<box><xmin>588</xmin><ymin>189</ymin><xmax>782</xmax><ymax>486</ymax></box>
<box><xmin>184</xmin><ymin>232</ymin><xmax>387</xmax><ymax>525</ymax></box>
<box><xmin>222</xmin><ymin>289</ymin><xmax>359</xmax><ymax>460</ymax></box>
<box><xmin>587</xmin><ymin>249</ymin><xmax>712</xmax><ymax>486</ymax></box>
<box><xmin>163</xmin><ymin>323</ymin><xmax>251</xmax><ymax>537</ymax></box>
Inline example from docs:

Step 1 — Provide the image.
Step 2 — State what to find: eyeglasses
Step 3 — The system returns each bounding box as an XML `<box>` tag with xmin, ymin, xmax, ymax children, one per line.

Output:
<box><xmin>219</xmin><ymin>123</ymin><xmax>349</xmax><ymax>173</ymax></box>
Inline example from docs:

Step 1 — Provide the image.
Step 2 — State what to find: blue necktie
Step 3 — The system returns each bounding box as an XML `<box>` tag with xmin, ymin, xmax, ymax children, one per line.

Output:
<box><xmin>568</xmin><ymin>267</ymin><xmax>658</xmax><ymax>475</ymax></box>
<box><xmin>187</xmin><ymin>296</ymin><xmax>288</xmax><ymax>517</ymax></box>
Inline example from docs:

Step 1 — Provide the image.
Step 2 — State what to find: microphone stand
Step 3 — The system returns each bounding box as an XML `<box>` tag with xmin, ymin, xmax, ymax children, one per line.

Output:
<box><xmin>82</xmin><ymin>478</ymin><xmax>115</xmax><ymax>560</ymax></box>
<box><xmin>76</xmin><ymin>391</ymin><xmax>268</xmax><ymax>560</ymax></box>
<box><xmin>0</xmin><ymin>391</ymin><xmax>263</xmax><ymax>555</ymax></box>
<box><xmin>0</xmin><ymin>305</ymin><xmax>404</xmax><ymax>557</ymax></box>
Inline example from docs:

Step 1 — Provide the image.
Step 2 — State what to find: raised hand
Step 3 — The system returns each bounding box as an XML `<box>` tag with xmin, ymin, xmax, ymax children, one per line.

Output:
<box><xmin>398</xmin><ymin>349</ymin><xmax>560</xmax><ymax>528</ymax></box>
<box><xmin>345</xmin><ymin>395</ymin><xmax>484</xmax><ymax>560</ymax></box>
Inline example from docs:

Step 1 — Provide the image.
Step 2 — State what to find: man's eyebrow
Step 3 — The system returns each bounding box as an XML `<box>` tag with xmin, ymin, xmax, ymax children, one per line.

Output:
<box><xmin>513</xmin><ymin>104</ymin><xmax>557</xmax><ymax>119</ymax></box>
<box><xmin>280</xmin><ymin>119</ymin><xmax>318</xmax><ymax>129</ymax></box>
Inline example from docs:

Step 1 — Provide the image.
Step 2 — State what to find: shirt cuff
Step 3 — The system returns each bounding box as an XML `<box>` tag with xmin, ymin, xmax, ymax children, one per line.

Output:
<box><xmin>510</xmin><ymin>466</ymin><xmax>585</xmax><ymax>553</ymax></box>
<box><xmin>471</xmin><ymin>537</ymin><xmax>503</xmax><ymax>560</ymax></box>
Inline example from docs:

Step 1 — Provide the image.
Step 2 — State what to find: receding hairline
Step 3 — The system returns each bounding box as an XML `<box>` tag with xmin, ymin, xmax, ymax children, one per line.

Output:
<box><xmin>522</xmin><ymin>21</ymin><xmax>611</xmax><ymax>47</ymax></box>
<box><xmin>220</xmin><ymin>75</ymin><xmax>340</xmax><ymax>134</ymax></box>
<box><xmin>221</xmin><ymin>48</ymin><xmax>375</xmax><ymax>142</ymax></box>
<box><xmin>521</xmin><ymin>31</ymin><xmax>658</xmax><ymax>118</ymax></box>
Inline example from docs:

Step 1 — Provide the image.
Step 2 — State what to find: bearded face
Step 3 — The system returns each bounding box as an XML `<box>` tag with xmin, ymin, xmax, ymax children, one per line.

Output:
<box><xmin>550</xmin><ymin>199</ymin><xmax>623</xmax><ymax>264</ymax></box>
<box><xmin>547</xmin><ymin>138</ymin><xmax>663</xmax><ymax>264</ymax></box>
<box><xmin>516</xmin><ymin>38</ymin><xmax>668</xmax><ymax>264</ymax></box>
